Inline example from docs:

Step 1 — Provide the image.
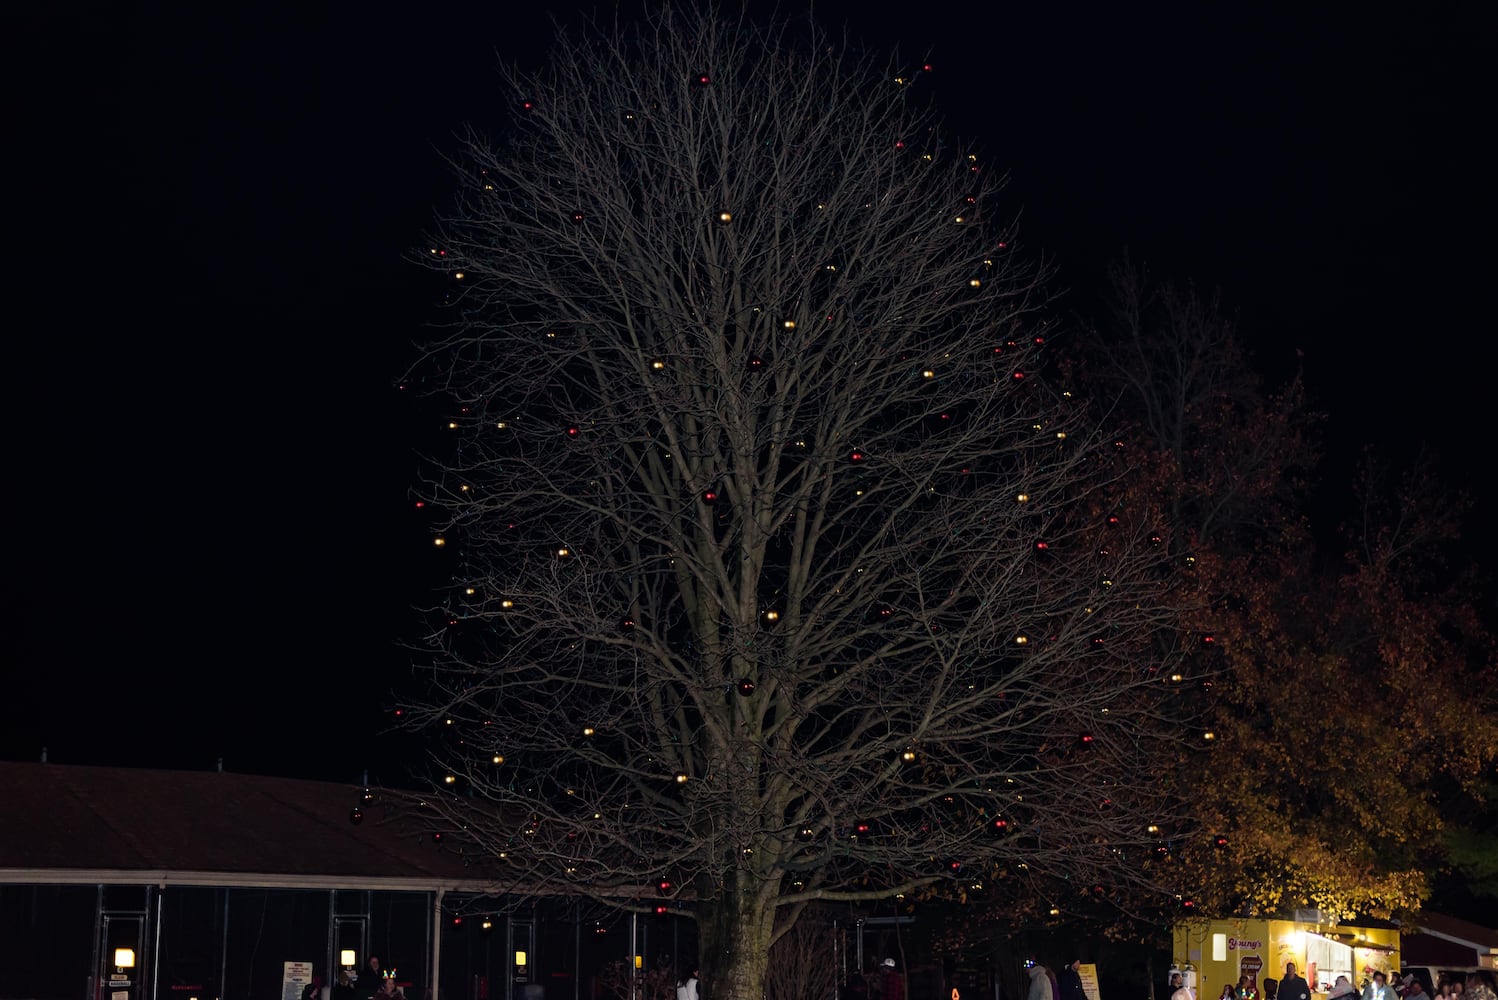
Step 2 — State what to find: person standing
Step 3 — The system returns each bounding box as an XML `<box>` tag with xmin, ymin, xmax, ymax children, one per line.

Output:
<box><xmin>880</xmin><ymin>959</ymin><xmax>905</xmax><ymax>1000</ymax></box>
<box><xmin>1170</xmin><ymin>973</ymin><xmax>1192</xmax><ymax>1000</ymax></box>
<box><xmin>1404</xmin><ymin>977</ymin><xmax>1432</xmax><ymax>1000</ymax></box>
<box><xmin>1058</xmin><ymin>961</ymin><xmax>1087</xmax><ymax>1000</ymax></box>
<box><xmin>1365</xmin><ymin>973</ymin><xmax>1398</xmax><ymax>1000</ymax></box>
<box><xmin>1028</xmin><ymin>963</ymin><xmax>1055</xmax><ymax>1000</ymax></box>
<box><xmin>1280</xmin><ymin>965</ymin><xmax>1311</xmax><ymax>1000</ymax></box>
<box><xmin>357</xmin><ymin>958</ymin><xmax>383</xmax><ymax>999</ymax></box>
<box><xmin>677</xmin><ymin>968</ymin><xmax>699</xmax><ymax>1000</ymax></box>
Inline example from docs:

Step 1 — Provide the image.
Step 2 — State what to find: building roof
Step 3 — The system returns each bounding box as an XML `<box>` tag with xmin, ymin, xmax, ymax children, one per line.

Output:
<box><xmin>1412</xmin><ymin>913</ymin><xmax>1498</xmax><ymax>952</ymax></box>
<box><xmin>1401</xmin><ymin>912</ymin><xmax>1498</xmax><ymax>970</ymax></box>
<box><xmin>0</xmin><ymin>761</ymin><xmax>496</xmax><ymax>891</ymax></box>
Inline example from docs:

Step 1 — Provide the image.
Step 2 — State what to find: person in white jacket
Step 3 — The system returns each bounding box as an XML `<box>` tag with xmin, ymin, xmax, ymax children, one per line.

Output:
<box><xmin>1027</xmin><ymin>962</ymin><xmax>1055</xmax><ymax>1000</ymax></box>
<box><xmin>1364</xmin><ymin>973</ymin><xmax>1399</xmax><ymax>1000</ymax></box>
<box><xmin>676</xmin><ymin>969</ymin><xmax>699</xmax><ymax>1000</ymax></box>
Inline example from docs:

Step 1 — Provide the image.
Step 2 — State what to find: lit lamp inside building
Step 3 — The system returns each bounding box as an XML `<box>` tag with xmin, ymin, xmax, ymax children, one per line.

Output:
<box><xmin>341</xmin><ymin>952</ymin><xmax>357</xmax><ymax>972</ymax></box>
<box><xmin>115</xmin><ymin>949</ymin><xmax>136</xmax><ymax>972</ymax></box>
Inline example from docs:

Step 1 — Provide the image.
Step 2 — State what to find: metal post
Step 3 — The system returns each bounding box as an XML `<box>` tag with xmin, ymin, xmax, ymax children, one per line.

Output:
<box><xmin>432</xmin><ymin>889</ymin><xmax>447</xmax><ymax>1000</ymax></box>
<box><xmin>152</xmin><ymin>889</ymin><xmax>163</xmax><ymax>1000</ymax></box>
<box><xmin>629</xmin><ymin>913</ymin><xmax>639</xmax><ymax>1000</ymax></box>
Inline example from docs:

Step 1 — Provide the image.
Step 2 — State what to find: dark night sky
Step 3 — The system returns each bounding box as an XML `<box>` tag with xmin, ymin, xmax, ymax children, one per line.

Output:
<box><xmin>3</xmin><ymin>3</ymin><xmax>1494</xmax><ymax>785</ymax></box>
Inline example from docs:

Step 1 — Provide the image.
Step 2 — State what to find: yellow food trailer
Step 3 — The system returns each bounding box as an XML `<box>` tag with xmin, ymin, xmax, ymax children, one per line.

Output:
<box><xmin>1173</xmin><ymin>918</ymin><xmax>1401</xmax><ymax>1000</ymax></box>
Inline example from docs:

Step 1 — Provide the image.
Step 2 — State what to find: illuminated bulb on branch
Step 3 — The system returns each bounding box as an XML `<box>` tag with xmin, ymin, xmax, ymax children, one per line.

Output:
<box><xmin>675</xmin><ymin>773</ymin><xmax>689</xmax><ymax>784</ymax></box>
<box><xmin>901</xmin><ymin>749</ymin><xmax>917</xmax><ymax>762</ymax></box>
<box><xmin>433</xmin><ymin>537</ymin><xmax>446</xmax><ymax>547</ymax></box>
<box><xmin>717</xmin><ymin>211</ymin><xmax>732</xmax><ymax>222</ymax></box>
<box><xmin>493</xmin><ymin>755</ymin><xmax>505</xmax><ymax>764</ymax></box>
<box><xmin>651</xmin><ymin>360</ymin><xmax>665</xmax><ymax>370</ymax></box>
<box><xmin>557</xmin><ymin>547</ymin><xmax>571</xmax><ymax>557</ymax></box>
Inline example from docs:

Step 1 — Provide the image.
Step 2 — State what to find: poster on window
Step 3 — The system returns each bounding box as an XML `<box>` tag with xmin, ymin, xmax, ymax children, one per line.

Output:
<box><xmin>283</xmin><ymin>962</ymin><xmax>314</xmax><ymax>1000</ymax></box>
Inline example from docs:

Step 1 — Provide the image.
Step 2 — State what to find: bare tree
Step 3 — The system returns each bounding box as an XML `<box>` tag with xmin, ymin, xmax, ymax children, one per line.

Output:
<box><xmin>764</xmin><ymin>914</ymin><xmax>836</xmax><ymax>1000</ymax></box>
<box><xmin>404</xmin><ymin>8</ymin><xmax>1198</xmax><ymax>1000</ymax></box>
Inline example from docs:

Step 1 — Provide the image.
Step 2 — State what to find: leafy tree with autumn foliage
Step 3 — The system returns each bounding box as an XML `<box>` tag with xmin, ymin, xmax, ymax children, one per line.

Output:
<box><xmin>398</xmin><ymin>10</ymin><xmax>1206</xmax><ymax>1000</ymax></box>
<box><xmin>1078</xmin><ymin>263</ymin><xmax>1498</xmax><ymax>922</ymax></box>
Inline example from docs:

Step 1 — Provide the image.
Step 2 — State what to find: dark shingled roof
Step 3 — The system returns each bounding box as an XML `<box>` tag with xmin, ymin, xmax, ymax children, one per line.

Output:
<box><xmin>0</xmin><ymin>761</ymin><xmax>492</xmax><ymax>889</ymax></box>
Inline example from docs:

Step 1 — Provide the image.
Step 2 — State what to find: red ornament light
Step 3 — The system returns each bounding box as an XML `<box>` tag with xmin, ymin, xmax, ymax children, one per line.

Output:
<box><xmin>736</xmin><ymin>678</ymin><xmax>755</xmax><ymax>696</ymax></box>
<box><xmin>849</xmin><ymin>450</ymin><xmax>866</xmax><ymax>462</ymax></box>
<box><xmin>695</xmin><ymin>73</ymin><xmax>711</xmax><ymax>85</ymax></box>
<box><xmin>1012</xmin><ymin>371</ymin><xmax>1026</xmax><ymax>380</ymax></box>
<box><xmin>566</xmin><ymin>426</ymin><xmax>579</xmax><ymax>437</ymax></box>
<box><xmin>1201</xmin><ymin>634</ymin><xmax>1216</xmax><ymax>646</ymax></box>
<box><xmin>572</xmin><ymin>211</ymin><xmax>585</xmax><ymax>223</ymax></box>
<box><xmin>703</xmin><ymin>490</ymin><xmax>718</xmax><ymax>503</ymax></box>
<box><xmin>854</xmin><ymin>822</ymin><xmax>872</xmax><ymax>835</ymax></box>
<box><xmin>895</xmin><ymin>140</ymin><xmax>906</xmax><ymax>150</ymax></box>
<box><xmin>1034</xmin><ymin>541</ymin><xmax>1049</xmax><ymax>551</ymax></box>
<box><xmin>521</xmin><ymin>100</ymin><xmax>534</xmax><ymax>111</ymax></box>
<box><xmin>432</xmin><ymin>832</ymin><xmax>444</xmax><ymax>843</ymax></box>
<box><xmin>621</xmin><ymin>617</ymin><xmax>636</xmax><ymax>631</ymax></box>
<box><xmin>990</xmin><ymin>817</ymin><xmax>1008</xmax><ymax>831</ymax></box>
<box><xmin>1080</xmin><ymin>733</ymin><xmax>1095</xmax><ymax>744</ymax></box>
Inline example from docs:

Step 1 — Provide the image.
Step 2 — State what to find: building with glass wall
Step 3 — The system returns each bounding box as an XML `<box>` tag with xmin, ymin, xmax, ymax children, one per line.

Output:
<box><xmin>1</xmin><ymin>763</ymin><xmax>687</xmax><ymax>1000</ymax></box>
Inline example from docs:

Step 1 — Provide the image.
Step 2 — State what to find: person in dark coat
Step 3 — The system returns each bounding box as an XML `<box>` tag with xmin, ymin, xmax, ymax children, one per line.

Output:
<box><xmin>1280</xmin><ymin>964</ymin><xmax>1312</xmax><ymax>1000</ymax></box>
<box><xmin>356</xmin><ymin>957</ymin><xmax>383</xmax><ymax>999</ymax></box>
<box><xmin>1058</xmin><ymin>962</ymin><xmax>1087</xmax><ymax>1000</ymax></box>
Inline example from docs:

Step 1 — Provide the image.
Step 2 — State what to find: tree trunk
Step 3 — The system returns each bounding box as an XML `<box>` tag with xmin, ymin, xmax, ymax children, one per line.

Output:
<box><xmin>699</xmin><ymin>877</ymin><xmax>777</xmax><ymax>1000</ymax></box>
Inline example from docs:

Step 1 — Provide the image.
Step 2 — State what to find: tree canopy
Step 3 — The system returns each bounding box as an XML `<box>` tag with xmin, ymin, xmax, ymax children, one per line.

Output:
<box><xmin>401</xmin><ymin>9</ymin><xmax>1203</xmax><ymax>998</ymax></box>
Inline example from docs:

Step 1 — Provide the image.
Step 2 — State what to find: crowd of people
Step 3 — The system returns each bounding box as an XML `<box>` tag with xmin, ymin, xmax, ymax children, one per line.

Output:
<box><xmin>299</xmin><ymin>955</ymin><xmax>408</xmax><ymax>1000</ymax></box>
<box><xmin>1180</xmin><ymin>962</ymin><xmax>1498</xmax><ymax>1000</ymax></box>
